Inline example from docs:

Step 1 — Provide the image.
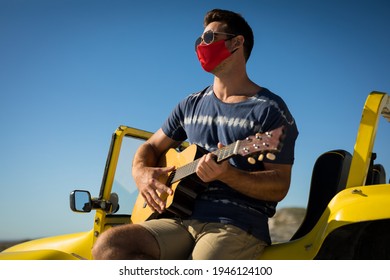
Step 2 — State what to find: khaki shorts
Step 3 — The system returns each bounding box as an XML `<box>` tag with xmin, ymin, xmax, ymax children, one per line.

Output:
<box><xmin>140</xmin><ymin>218</ymin><xmax>267</xmax><ymax>260</ymax></box>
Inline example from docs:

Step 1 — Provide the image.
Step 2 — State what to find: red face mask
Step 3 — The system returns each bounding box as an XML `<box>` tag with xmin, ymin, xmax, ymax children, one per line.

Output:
<box><xmin>196</xmin><ymin>40</ymin><xmax>232</xmax><ymax>72</ymax></box>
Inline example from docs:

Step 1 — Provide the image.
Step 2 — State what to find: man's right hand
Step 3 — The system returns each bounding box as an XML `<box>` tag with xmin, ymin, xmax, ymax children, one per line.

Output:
<box><xmin>133</xmin><ymin>166</ymin><xmax>175</xmax><ymax>213</ymax></box>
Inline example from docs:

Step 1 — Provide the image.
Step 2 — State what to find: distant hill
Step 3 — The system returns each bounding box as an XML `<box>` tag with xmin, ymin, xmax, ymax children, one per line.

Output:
<box><xmin>0</xmin><ymin>240</ymin><xmax>30</xmax><ymax>251</ymax></box>
<box><xmin>269</xmin><ymin>207</ymin><xmax>306</xmax><ymax>242</ymax></box>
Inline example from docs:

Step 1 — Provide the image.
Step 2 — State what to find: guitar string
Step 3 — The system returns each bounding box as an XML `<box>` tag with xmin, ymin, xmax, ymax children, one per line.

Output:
<box><xmin>165</xmin><ymin>128</ymin><xmax>281</xmax><ymax>185</ymax></box>
<box><xmin>169</xmin><ymin>143</ymin><xmax>236</xmax><ymax>184</ymax></box>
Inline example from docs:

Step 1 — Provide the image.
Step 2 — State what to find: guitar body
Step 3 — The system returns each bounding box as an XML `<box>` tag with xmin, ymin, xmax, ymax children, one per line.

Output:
<box><xmin>131</xmin><ymin>144</ymin><xmax>207</xmax><ymax>224</ymax></box>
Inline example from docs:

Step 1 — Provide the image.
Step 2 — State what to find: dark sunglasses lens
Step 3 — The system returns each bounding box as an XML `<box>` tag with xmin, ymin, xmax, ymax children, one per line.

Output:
<box><xmin>194</xmin><ymin>31</ymin><xmax>215</xmax><ymax>51</ymax></box>
<box><xmin>195</xmin><ymin>37</ymin><xmax>202</xmax><ymax>51</ymax></box>
<box><xmin>203</xmin><ymin>31</ymin><xmax>214</xmax><ymax>44</ymax></box>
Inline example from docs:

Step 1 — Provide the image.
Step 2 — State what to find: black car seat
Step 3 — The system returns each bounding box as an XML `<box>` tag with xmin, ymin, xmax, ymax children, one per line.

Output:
<box><xmin>291</xmin><ymin>149</ymin><xmax>352</xmax><ymax>240</ymax></box>
<box><xmin>366</xmin><ymin>155</ymin><xmax>387</xmax><ymax>185</ymax></box>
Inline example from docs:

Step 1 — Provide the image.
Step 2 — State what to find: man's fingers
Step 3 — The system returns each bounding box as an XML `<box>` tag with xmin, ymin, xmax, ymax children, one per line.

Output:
<box><xmin>143</xmin><ymin>174</ymin><xmax>174</xmax><ymax>213</ymax></box>
<box><xmin>144</xmin><ymin>192</ymin><xmax>163</xmax><ymax>213</ymax></box>
<box><xmin>142</xmin><ymin>186</ymin><xmax>165</xmax><ymax>213</ymax></box>
<box><xmin>155</xmin><ymin>166</ymin><xmax>175</xmax><ymax>195</ymax></box>
<box><xmin>160</xmin><ymin>166</ymin><xmax>176</xmax><ymax>173</ymax></box>
<box><xmin>135</xmin><ymin>165</ymin><xmax>176</xmax><ymax>214</ymax></box>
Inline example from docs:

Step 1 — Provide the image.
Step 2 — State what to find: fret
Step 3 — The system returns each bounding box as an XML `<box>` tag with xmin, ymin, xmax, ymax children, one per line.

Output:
<box><xmin>170</xmin><ymin>158</ymin><xmax>201</xmax><ymax>184</ymax></box>
<box><xmin>214</xmin><ymin>143</ymin><xmax>236</xmax><ymax>162</ymax></box>
<box><xmin>170</xmin><ymin>142</ymin><xmax>238</xmax><ymax>184</ymax></box>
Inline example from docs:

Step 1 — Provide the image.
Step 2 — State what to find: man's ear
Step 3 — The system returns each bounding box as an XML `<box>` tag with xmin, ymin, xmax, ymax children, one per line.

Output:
<box><xmin>234</xmin><ymin>35</ymin><xmax>245</xmax><ymax>47</ymax></box>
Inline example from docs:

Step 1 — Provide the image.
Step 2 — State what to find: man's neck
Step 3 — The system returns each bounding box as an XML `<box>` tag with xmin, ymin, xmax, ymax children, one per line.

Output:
<box><xmin>212</xmin><ymin>71</ymin><xmax>261</xmax><ymax>103</ymax></box>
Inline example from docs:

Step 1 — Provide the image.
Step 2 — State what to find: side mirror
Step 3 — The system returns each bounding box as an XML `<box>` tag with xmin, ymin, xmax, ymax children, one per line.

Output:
<box><xmin>70</xmin><ymin>190</ymin><xmax>120</xmax><ymax>213</ymax></box>
<box><xmin>70</xmin><ymin>190</ymin><xmax>92</xmax><ymax>212</ymax></box>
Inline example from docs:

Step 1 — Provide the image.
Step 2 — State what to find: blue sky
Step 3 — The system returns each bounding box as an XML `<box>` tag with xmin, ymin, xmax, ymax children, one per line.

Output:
<box><xmin>1</xmin><ymin>0</ymin><xmax>389</xmax><ymax>240</ymax></box>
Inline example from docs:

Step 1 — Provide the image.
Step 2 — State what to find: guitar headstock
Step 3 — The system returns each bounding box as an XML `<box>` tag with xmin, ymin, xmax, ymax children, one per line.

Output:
<box><xmin>237</xmin><ymin>126</ymin><xmax>285</xmax><ymax>164</ymax></box>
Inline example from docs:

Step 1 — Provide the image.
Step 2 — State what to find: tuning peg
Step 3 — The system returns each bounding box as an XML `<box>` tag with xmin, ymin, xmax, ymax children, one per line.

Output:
<box><xmin>255</xmin><ymin>133</ymin><xmax>263</xmax><ymax>140</ymax></box>
<box><xmin>247</xmin><ymin>157</ymin><xmax>256</xmax><ymax>165</ymax></box>
<box><xmin>266</xmin><ymin>153</ymin><xmax>276</xmax><ymax>160</ymax></box>
<box><xmin>257</xmin><ymin>154</ymin><xmax>264</xmax><ymax>161</ymax></box>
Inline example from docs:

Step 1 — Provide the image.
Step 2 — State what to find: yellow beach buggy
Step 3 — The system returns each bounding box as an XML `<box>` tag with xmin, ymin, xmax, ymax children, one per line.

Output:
<box><xmin>1</xmin><ymin>91</ymin><xmax>389</xmax><ymax>260</ymax></box>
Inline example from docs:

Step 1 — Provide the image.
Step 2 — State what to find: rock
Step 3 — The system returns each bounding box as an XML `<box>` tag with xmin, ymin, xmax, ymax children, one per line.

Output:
<box><xmin>269</xmin><ymin>207</ymin><xmax>306</xmax><ymax>243</ymax></box>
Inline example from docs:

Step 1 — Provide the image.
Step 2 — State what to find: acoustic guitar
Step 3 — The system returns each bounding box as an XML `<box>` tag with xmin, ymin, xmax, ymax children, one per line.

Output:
<box><xmin>131</xmin><ymin>126</ymin><xmax>284</xmax><ymax>223</ymax></box>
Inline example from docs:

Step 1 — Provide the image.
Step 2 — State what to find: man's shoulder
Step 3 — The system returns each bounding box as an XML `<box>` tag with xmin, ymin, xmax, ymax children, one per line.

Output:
<box><xmin>180</xmin><ymin>86</ymin><xmax>213</xmax><ymax>104</ymax></box>
<box><xmin>256</xmin><ymin>87</ymin><xmax>279</xmax><ymax>99</ymax></box>
<box><xmin>254</xmin><ymin>87</ymin><xmax>289</xmax><ymax>107</ymax></box>
<box><xmin>189</xmin><ymin>85</ymin><xmax>212</xmax><ymax>98</ymax></box>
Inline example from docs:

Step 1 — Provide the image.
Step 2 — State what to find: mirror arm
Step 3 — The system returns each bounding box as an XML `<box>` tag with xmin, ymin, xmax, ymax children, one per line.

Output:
<box><xmin>91</xmin><ymin>198</ymin><xmax>112</xmax><ymax>212</ymax></box>
<box><xmin>91</xmin><ymin>194</ymin><xmax>118</xmax><ymax>213</ymax></box>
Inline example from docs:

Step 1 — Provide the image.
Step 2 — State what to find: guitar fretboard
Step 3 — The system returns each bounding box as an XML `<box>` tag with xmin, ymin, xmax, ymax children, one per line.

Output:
<box><xmin>168</xmin><ymin>141</ymin><xmax>239</xmax><ymax>184</ymax></box>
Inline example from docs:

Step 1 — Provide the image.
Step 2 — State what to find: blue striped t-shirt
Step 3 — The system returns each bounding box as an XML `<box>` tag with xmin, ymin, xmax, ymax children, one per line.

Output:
<box><xmin>161</xmin><ymin>85</ymin><xmax>298</xmax><ymax>244</ymax></box>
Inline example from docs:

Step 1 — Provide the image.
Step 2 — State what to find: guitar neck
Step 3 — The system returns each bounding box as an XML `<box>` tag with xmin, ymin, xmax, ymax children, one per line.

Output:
<box><xmin>167</xmin><ymin>126</ymin><xmax>283</xmax><ymax>184</ymax></box>
<box><xmin>169</xmin><ymin>141</ymin><xmax>239</xmax><ymax>184</ymax></box>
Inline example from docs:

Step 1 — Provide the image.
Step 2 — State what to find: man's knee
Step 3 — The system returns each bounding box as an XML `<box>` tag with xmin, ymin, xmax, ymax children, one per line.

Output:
<box><xmin>91</xmin><ymin>227</ymin><xmax>118</xmax><ymax>259</ymax></box>
<box><xmin>91</xmin><ymin>240</ymin><xmax>105</xmax><ymax>260</ymax></box>
<box><xmin>91</xmin><ymin>224</ymin><xmax>160</xmax><ymax>260</ymax></box>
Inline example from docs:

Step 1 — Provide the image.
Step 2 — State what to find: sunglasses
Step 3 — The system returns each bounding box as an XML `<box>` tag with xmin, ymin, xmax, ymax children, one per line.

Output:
<box><xmin>195</xmin><ymin>30</ymin><xmax>236</xmax><ymax>51</ymax></box>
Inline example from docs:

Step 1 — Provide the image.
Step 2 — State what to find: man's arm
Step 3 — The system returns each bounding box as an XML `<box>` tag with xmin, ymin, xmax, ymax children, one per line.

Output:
<box><xmin>195</xmin><ymin>146</ymin><xmax>292</xmax><ymax>202</ymax></box>
<box><xmin>132</xmin><ymin>128</ymin><xmax>182</xmax><ymax>213</ymax></box>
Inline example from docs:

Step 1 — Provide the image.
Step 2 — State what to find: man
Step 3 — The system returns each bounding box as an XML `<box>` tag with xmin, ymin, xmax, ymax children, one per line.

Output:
<box><xmin>92</xmin><ymin>8</ymin><xmax>298</xmax><ymax>260</ymax></box>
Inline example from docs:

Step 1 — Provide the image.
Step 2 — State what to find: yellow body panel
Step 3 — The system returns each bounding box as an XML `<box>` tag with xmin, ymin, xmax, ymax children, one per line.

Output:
<box><xmin>260</xmin><ymin>184</ymin><xmax>390</xmax><ymax>259</ymax></box>
<box><xmin>0</xmin><ymin>250</ymin><xmax>80</xmax><ymax>260</ymax></box>
<box><xmin>0</xmin><ymin>231</ymin><xmax>94</xmax><ymax>260</ymax></box>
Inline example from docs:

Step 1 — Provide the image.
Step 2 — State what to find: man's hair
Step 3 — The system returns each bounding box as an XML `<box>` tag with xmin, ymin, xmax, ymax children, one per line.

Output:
<box><xmin>204</xmin><ymin>9</ymin><xmax>254</xmax><ymax>61</ymax></box>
